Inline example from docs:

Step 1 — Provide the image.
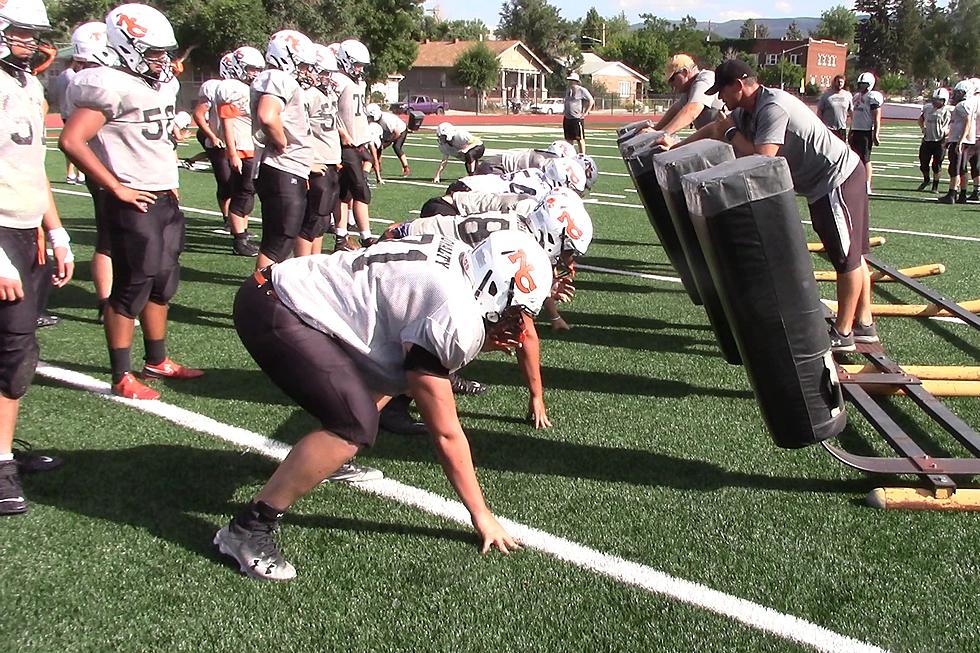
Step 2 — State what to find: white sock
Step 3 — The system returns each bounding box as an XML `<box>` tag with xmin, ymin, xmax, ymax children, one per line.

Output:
<box><xmin>335</xmin><ymin>228</ymin><xmax>348</xmax><ymax>237</ymax></box>
<box><xmin>0</xmin><ymin>452</ymin><xmax>13</xmax><ymax>462</ymax></box>
<box><xmin>359</xmin><ymin>230</ymin><xmax>373</xmax><ymax>240</ymax></box>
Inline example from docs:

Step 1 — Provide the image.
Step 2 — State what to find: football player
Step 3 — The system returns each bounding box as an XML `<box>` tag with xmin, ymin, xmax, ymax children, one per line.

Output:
<box><xmin>433</xmin><ymin>121</ymin><xmax>484</xmax><ymax>182</ymax></box>
<box><xmin>0</xmin><ymin>0</ymin><xmax>75</xmax><ymax>514</ymax></box>
<box><xmin>917</xmin><ymin>88</ymin><xmax>951</xmax><ymax>193</ymax></box>
<box><xmin>61</xmin><ymin>3</ymin><xmax>202</xmax><ymax>400</ymax></box>
<box><xmin>365</xmin><ymin>102</ymin><xmax>411</xmax><ymax>178</ymax></box>
<box><xmin>456</xmin><ymin>157</ymin><xmax>587</xmax><ymax>197</ymax></box>
<box><xmin>250</xmin><ymin>30</ymin><xmax>316</xmax><ymax>269</ymax></box>
<box><xmin>216</xmin><ymin>45</ymin><xmax>263</xmax><ymax>256</ymax></box>
<box><xmin>297</xmin><ymin>43</ymin><xmax>342</xmax><ymax>257</ymax></box>
<box><xmin>332</xmin><ymin>39</ymin><xmax>376</xmax><ymax>251</ymax></box>
<box><xmin>475</xmin><ymin>141</ymin><xmax>569</xmax><ymax>176</ymax></box>
<box><xmin>191</xmin><ymin>51</ymin><xmax>234</xmax><ymax>228</ymax></box>
<box><xmin>419</xmin><ymin>190</ymin><xmax>532</xmax><ymax>219</ymax></box>
<box><xmin>849</xmin><ymin>72</ymin><xmax>883</xmax><ymax>193</ymax></box>
<box><xmin>938</xmin><ymin>80</ymin><xmax>976</xmax><ymax>204</ymax></box>
<box><xmin>214</xmin><ymin>231</ymin><xmax>552</xmax><ymax>580</ymax></box>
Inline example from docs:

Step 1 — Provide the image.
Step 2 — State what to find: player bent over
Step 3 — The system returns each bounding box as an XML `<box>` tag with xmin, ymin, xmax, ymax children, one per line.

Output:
<box><xmin>0</xmin><ymin>0</ymin><xmax>75</xmax><ymax>514</ymax></box>
<box><xmin>61</xmin><ymin>3</ymin><xmax>202</xmax><ymax>400</ymax></box>
<box><xmin>214</xmin><ymin>231</ymin><xmax>552</xmax><ymax>580</ymax></box>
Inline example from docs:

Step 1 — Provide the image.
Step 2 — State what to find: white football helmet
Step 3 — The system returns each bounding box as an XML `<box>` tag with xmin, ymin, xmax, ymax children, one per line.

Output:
<box><xmin>971</xmin><ymin>77</ymin><xmax>980</xmax><ymax>95</ymax></box>
<box><xmin>436</xmin><ymin>121</ymin><xmax>456</xmax><ymax>140</ymax></box>
<box><xmin>576</xmin><ymin>154</ymin><xmax>598</xmax><ymax>190</ymax></box>
<box><xmin>856</xmin><ymin>72</ymin><xmax>875</xmax><ymax>90</ymax></box>
<box><xmin>367</xmin><ymin>122</ymin><xmax>383</xmax><ymax>149</ymax></box>
<box><xmin>527</xmin><ymin>190</ymin><xmax>594</xmax><ymax>262</ymax></box>
<box><xmin>312</xmin><ymin>43</ymin><xmax>337</xmax><ymax>73</ymax></box>
<box><xmin>953</xmin><ymin>80</ymin><xmax>972</xmax><ymax>102</ymax></box>
<box><xmin>365</xmin><ymin>103</ymin><xmax>382</xmax><ymax>122</ymax></box>
<box><xmin>218</xmin><ymin>51</ymin><xmax>236</xmax><ymax>80</ymax></box>
<box><xmin>337</xmin><ymin>39</ymin><xmax>370</xmax><ymax>80</ymax></box>
<box><xmin>0</xmin><ymin>0</ymin><xmax>50</xmax><ymax>64</ymax></box>
<box><xmin>544</xmin><ymin>158</ymin><xmax>587</xmax><ymax>194</ymax></box>
<box><xmin>469</xmin><ymin>230</ymin><xmax>553</xmax><ymax>322</ymax></box>
<box><xmin>547</xmin><ymin>140</ymin><xmax>576</xmax><ymax>158</ymax></box>
<box><xmin>932</xmin><ymin>87</ymin><xmax>950</xmax><ymax>102</ymax></box>
<box><xmin>106</xmin><ymin>4</ymin><xmax>178</xmax><ymax>83</ymax></box>
<box><xmin>231</xmin><ymin>45</ymin><xmax>264</xmax><ymax>82</ymax></box>
<box><xmin>71</xmin><ymin>21</ymin><xmax>116</xmax><ymax>66</ymax></box>
<box><xmin>266</xmin><ymin>30</ymin><xmax>315</xmax><ymax>75</ymax></box>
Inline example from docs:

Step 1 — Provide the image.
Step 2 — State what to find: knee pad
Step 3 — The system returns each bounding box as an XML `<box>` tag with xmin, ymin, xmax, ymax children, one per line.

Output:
<box><xmin>0</xmin><ymin>333</ymin><xmax>38</xmax><ymax>399</ymax></box>
<box><xmin>149</xmin><ymin>263</ymin><xmax>180</xmax><ymax>305</ymax></box>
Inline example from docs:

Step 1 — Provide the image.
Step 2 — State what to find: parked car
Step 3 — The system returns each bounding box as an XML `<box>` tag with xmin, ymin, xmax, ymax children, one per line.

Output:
<box><xmin>531</xmin><ymin>98</ymin><xmax>564</xmax><ymax>114</ymax></box>
<box><xmin>390</xmin><ymin>95</ymin><xmax>449</xmax><ymax>115</ymax></box>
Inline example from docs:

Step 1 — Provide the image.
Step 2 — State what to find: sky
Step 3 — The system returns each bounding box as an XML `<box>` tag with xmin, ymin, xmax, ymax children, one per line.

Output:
<box><xmin>423</xmin><ymin>0</ymin><xmax>832</xmax><ymax>29</ymax></box>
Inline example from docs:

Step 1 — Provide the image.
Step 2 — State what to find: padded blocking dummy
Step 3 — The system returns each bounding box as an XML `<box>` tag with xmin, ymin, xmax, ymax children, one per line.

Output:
<box><xmin>653</xmin><ymin>141</ymin><xmax>740</xmax><ymax>364</ymax></box>
<box><xmin>617</xmin><ymin>119</ymin><xmax>654</xmax><ymax>142</ymax></box>
<box><xmin>681</xmin><ymin>155</ymin><xmax>846</xmax><ymax>448</ymax></box>
<box><xmin>626</xmin><ymin>142</ymin><xmax>702</xmax><ymax>304</ymax></box>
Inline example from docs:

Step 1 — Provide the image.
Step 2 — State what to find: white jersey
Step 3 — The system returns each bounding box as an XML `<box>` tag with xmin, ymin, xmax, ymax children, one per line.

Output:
<box><xmin>305</xmin><ymin>86</ymin><xmax>341</xmax><ymax>165</ymax></box>
<box><xmin>0</xmin><ymin>68</ymin><xmax>48</xmax><ymax>229</ymax></box>
<box><xmin>439</xmin><ymin>129</ymin><xmax>480</xmax><ymax>159</ymax></box>
<box><xmin>949</xmin><ymin>99</ymin><xmax>977</xmax><ymax>145</ymax></box>
<box><xmin>377</xmin><ymin>111</ymin><xmax>405</xmax><ymax>141</ymax></box>
<box><xmin>251</xmin><ymin>69</ymin><xmax>313</xmax><ymax>178</ymax></box>
<box><xmin>214</xmin><ymin>79</ymin><xmax>254</xmax><ymax>153</ymax></box>
<box><xmin>271</xmin><ymin>235</ymin><xmax>485</xmax><ymax>395</ymax></box>
<box><xmin>482</xmin><ymin>149</ymin><xmax>554</xmax><ymax>173</ymax></box>
<box><xmin>851</xmin><ymin>90</ymin><xmax>883</xmax><ymax>131</ymax></box>
<box><xmin>453</xmin><ymin>191</ymin><xmax>528</xmax><ymax>216</ymax></box>
<box><xmin>402</xmin><ymin>212</ymin><xmax>530</xmax><ymax>248</ymax></box>
<box><xmin>501</xmin><ymin>168</ymin><xmax>556</xmax><ymax>196</ymax></box>
<box><xmin>921</xmin><ymin>102</ymin><xmax>952</xmax><ymax>142</ymax></box>
<box><xmin>67</xmin><ymin>66</ymin><xmax>180</xmax><ymax>191</ymax></box>
<box><xmin>334</xmin><ymin>73</ymin><xmax>369</xmax><ymax>146</ymax></box>
<box><xmin>197</xmin><ymin>78</ymin><xmax>222</xmax><ymax>148</ymax></box>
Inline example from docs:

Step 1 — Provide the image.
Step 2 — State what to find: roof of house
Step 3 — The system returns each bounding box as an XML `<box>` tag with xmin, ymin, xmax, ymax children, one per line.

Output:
<box><xmin>577</xmin><ymin>53</ymin><xmax>649</xmax><ymax>83</ymax></box>
<box><xmin>411</xmin><ymin>39</ymin><xmax>551</xmax><ymax>73</ymax></box>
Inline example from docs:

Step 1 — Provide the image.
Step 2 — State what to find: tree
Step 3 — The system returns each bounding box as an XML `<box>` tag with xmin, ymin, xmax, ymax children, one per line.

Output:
<box><xmin>785</xmin><ymin>20</ymin><xmax>803</xmax><ymax>40</ymax></box>
<box><xmin>497</xmin><ymin>0</ymin><xmax>581</xmax><ymax>89</ymax></box>
<box><xmin>911</xmin><ymin>1</ymin><xmax>953</xmax><ymax>81</ymax></box>
<box><xmin>740</xmin><ymin>18</ymin><xmax>769</xmax><ymax>39</ymax></box>
<box><xmin>812</xmin><ymin>5</ymin><xmax>857</xmax><ymax>51</ymax></box>
<box><xmin>598</xmin><ymin>31</ymin><xmax>669</xmax><ymax>92</ymax></box>
<box><xmin>452</xmin><ymin>43</ymin><xmax>501</xmax><ymax>114</ymax></box>
<box><xmin>758</xmin><ymin>58</ymin><xmax>805</xmax><ymax>90</ymax></box>
<box><xmin>419</xmin><ymin>18</ymin><xmax>491</xmax><ymax>42</ymax></box>
<box><xmin>890</xmin><ymin>0</ymin><xmax>923</xmax><ymax>74</ymax></box>
<box><xmin>948</xmin><ymin>0</ymin><xmax>980</xmax><ymax>74</ymax></box>
<box><xmin>855</xmin><ymin>0</ymin><xmax>891</xmax><ymax>72</ymax></box>
<box><xmin>580</xmin><ymin>7</ymin><xmax>604</xmax><ymax>49</ymax></box>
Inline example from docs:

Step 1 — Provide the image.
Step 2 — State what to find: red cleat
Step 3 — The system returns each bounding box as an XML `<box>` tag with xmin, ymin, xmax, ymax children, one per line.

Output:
<box><xmin>141</xmin><ymin>357</ymin><xmax>205</xmax><ymax>380</ymax></box>
<box><xmin>112</xmin><ymin>373</ymin><xmax>161</xmax><ymax>400</ymax></box>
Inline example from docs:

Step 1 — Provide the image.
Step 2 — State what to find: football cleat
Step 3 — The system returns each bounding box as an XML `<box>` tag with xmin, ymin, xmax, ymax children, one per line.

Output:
<box><xmin>323</xmin><ymin>460</ymin><xmax>384</xmax><ymax>483</ymax></box>
<box><xmin>112</xmin><ymin>372</ymin><xmax>161</xmax><ymax>400</ymax></box>
<box><xmin>0</xmin><ymin>460</ymin><xmax>27</xmax><ymax>515</ymax></box>
<box><xmin>12</xmin><ymin>439</ymin><xmax>63</xmax><ymax>473</ymax></box>
<box><xmin>141</xmin><ymin>358</ymin><xmax>204</xmax><ymax>380</ymax></box>
<box><xmin>449</xmin><ymin>372</ymin><xmax>489</xmax><ymax>396</ymax></box>
<box><xmin>214</xmin><ymin>521</ymin><xmax>296</xmax><ymax>581</ymax></box>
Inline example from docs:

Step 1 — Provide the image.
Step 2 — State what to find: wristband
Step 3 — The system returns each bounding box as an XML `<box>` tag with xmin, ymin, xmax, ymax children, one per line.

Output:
<box><xmin>549</xmin><ymin>316</ymin><xmax>562</xmax><ymax>321</ymax></box>
<box><xmin>0</xmin><ymin>246</ymin><xmax>20</xmax><ymax>282</ymax></box>
<box><xmin>47</xmin><ymin>228</ymin><xmax>75</xmax><ymax>264</ymax></box>
<box><xmin>724</xmin><ymin>126</ymin><xmax>738</xmax><ymax>142</ymax></box>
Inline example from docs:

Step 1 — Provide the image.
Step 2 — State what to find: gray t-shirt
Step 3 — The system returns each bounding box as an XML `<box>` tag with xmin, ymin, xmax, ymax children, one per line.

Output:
<box><xmin>250</xmin><ymin>69</ymin><xmax>313</xmax><ymax>178</ymax></box>
<box><xmin>402</xmin><ymin>211</ymin><xmax>529</xmax><ymax>247</ymax></box>
<box><xmin>564</xmin><ymin>84</ymin><xmax>594</xmax><ymax>119</ymax></box>
<box><xmin>921</xmin><ymin>103</ymin><xmax>952</xmax><ymax>142</ymax></box>
<box><xmin>682</xmin><ymin>69</ymin><xmax>725</xmax><ymax>129</ymax></box>
<box><xmin>817</xmin><ymin>89</ymin><xmax>852</xmax><ymax>130</ymax></box>
<box><xmin>197</xmin><ymin>78</ymin><xmax>222</xmax><ymax>148</ymax></box>
<box><xmin>452</xmin><ymin>191</ymin><xmax>527</xmax><ymax>215</ymax></box>
<box><xmin>731</xmin><ymin>86</ymin><xmax>859</xmax><ymax>203</ymax></box>
<box><xmin>851</xmin><ymin>90</ymin><xmax>883</xmax><ymax>131</ymax></box>
<box><xmin>214</xmin><ymin>79</ymin><xmax>254</xmax><ymax>153</ymax></box>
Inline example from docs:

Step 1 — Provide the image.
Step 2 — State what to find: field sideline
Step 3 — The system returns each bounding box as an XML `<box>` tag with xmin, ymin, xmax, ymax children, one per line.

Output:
<box><xmin>4</xmin><ymin>122</ymin><xmax>979</xmax><ymax>653</ymax></box>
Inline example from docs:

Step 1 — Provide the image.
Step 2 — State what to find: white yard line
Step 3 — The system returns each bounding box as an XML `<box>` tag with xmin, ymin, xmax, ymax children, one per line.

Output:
<box><xmin>34</xmin><ymin>362</ymin><xmax>890</xmax><ymax>653</ymax></box>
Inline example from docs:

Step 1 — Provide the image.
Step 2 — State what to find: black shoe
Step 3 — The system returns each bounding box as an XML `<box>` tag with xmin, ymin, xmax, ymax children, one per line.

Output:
<box><xmin>852</xmin><ymin>322</ymin><xmax>879</xmax><ymax>344</ymax></box>
<box><xmin>232</xmin><ymin>238</ymin><xmax>259</xmax><ymax>257</ymax></box>
<box><xmin>35</xmin><ymin>314</ymin><xmax>60</xmax><ymax>328</ymax></box>
<box><xmin>12</xmin><ymin>439</ymin><xmax>63</xmax><ymax>473</ymax></box>
<box><xmin>379</xmin><ymin>396</ymin><xmax>428</xmax><ymax>435</ymax></box>
<box><xmin>938</xmin><ymin>191</ymin><xmax>956</xmax><ymax>204</ymax></box>
<box><xmin>360</xmin><ymin>237</ymin><xmax>378</xmax><ymax>248</ymax></box>
<box><xmin>334</xmin><ymin>235</ymin><xmax>360</xmax><ymax>252</ymax></box>
<box><xmin>0</xmin><ymin>460</ymin><xmax>27</xmax><ymax>515</ymax></box>
<box><xmin>931</xmin><ymin>180</ymin><xmax>940</xmax><ymax>193</ymax></box>
<box><xmin>449</xmin><ymin>372</ymin><xmax>489</xmax><ymax>395</ymax></box>
<box><xmin>829</xmin><ymin>325</ymin><xmax>856</xmax><ymax>352</ymax></box>
<box><xmin>970</xmin><ymin>190</ymin><xmax>980</xmax><ymax>202</ymax></box>
<box><xmin>917</xmin><ymin>180</ymin><xmax>930</xmax><ymax>191</ymax></box>
<box><xmin>957</xmin><ymin>189</ymin><xmax>968</xmax><ymax>204</ymax></box>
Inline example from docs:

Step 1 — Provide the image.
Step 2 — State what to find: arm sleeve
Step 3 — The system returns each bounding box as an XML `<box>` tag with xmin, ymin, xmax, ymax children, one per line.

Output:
<box><xmin>753</xmin><ymin>104</ymin><xmax>789</xmax><ymax>146</ymax></box>
<box><xmin>687</xmin><ymin>76</ymin><xmax>714</xmax><ymax>108</ymax></box>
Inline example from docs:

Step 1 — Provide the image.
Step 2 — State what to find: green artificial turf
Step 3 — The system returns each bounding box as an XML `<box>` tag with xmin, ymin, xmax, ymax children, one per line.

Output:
<box><xmin>2</xmin><ymin>123</ymin><xmax>978</xmax><ymax>652</ymax></box>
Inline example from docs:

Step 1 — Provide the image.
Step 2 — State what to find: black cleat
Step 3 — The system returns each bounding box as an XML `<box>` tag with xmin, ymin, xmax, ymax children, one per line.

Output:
<box><xmin>0</xmin><ymin>460</ymin><xmax>27</xmax><ymax>515</ymax></box>
<box><xmin>449</xmin><ymin>372</ymin><xmax>489</xmax><ymax>395</ymax></box>
<box><xmin>13</xmin><ymin>439</ymin><xmax>64</xmax><ymax>473</ymax></box>
<box><xmin>379</xmin><ymin>396</ymin><xmax>428</xmax><ymax>435</ymax></box>
<box><xmin>232</xmin><ymin>238</ymin><xmax>259</xmax><ymax>257</ymax></box>
<box><xmin>938</xmin><ymin>191</ymin><xmax>956</xmax><ymax>204</ymax></box>
<box><xmin>916</xmin><ymin>180</ymin><xmax>930</xmax><ymax>191</ymax></box>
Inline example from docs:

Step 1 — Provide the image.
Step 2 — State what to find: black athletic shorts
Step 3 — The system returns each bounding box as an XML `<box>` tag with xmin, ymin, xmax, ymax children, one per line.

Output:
<box><xmin>946</xmin><ymin>143</ymin><xmax>976</xmax><ymax>178</ymax></box>
<box><xmin>808</xmin><ymin>164</ymin><xmax>870</xmax><ymax>273</ymax></box>
<box><xmin>385</xmin><ymin>129</ymin><xmax>408</xmax><ymax>158</ymax></box>
<box><xmin>848</xmin><ymin>130</ymin><xmax>874</xmax><ymax>163</ymax></box>
<box><xmin>339</xmin><ymin>145</ymin><xmax>372</xmax><ymax>204</ymax></box>
<box><xmin>228</xmin><ymin>156</ymin><xmax>257</xmax><ymax>217</ymax></box>
<box><xmin>256</xmin><ymin>163</ymin><xmax>307</xmax><ymax>262</ymax></box>
<box><xmin>301</xmin><ymin>165</ymin><xmax>340</xmax><ymax>240</ymax></box>
<box><xmin>563</xmin><ymin>117</ymin><xmax>585</xmax><ymax>141</ymax></box>
<box><xmin>105</xmin><ymin>191</ymin><xmax>185</xmax><ymax>317</ymax></box>
<box><xmin>233</xmin><ymin>271</ymin><xmax>379</xmax><ymax>447</ymax></box>
<box><xmin>919</xmin><ymin>140</ymin><xmax>944</xmax><ymax>175</ymax></box>
<box><xmin>462</xmin><ymin>144</ymin><xmax>485</xmax><ymax>172</ymax></box>
<box><xmin>0</xmin><ymin>226</ymin><xmax>43</xmax><ymax>399</ymax></box>
<box><xmin>204</xmin><ymin>146</ymin><xmax>233</xmax><ymax>203</ymax></box>
<box><xmin>84</xmin><ymin>177</ymin><xmax>111</xmax><ymax>255</ymax></box>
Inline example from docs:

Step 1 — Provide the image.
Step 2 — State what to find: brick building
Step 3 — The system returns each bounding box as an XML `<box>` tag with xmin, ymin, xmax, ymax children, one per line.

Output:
<box><xmin>717</xmin><ymin>37</ymin><xmax>847</xmax><ymax>91</ymax></box>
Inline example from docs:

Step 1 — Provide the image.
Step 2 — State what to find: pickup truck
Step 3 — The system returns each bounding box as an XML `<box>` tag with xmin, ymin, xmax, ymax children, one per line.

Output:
<box><xmin>390</xmin><ymin>95</ymin><xmax>449</xmax><ymax>115</ymax></box>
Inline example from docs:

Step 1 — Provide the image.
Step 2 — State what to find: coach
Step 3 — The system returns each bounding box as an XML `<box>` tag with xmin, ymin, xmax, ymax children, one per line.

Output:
<box><xmin>563</xmin><ymin>72</ymin><xmax>594</xmax><ymax>154</ymax></box>
<box><xmin>657</xmin><ymin>60</ymin><xmax>875</xmax><ymax>352</ymax></box>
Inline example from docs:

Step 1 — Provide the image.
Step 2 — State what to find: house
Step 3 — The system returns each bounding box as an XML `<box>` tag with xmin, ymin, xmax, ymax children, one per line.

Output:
<box><xmin>576</xmin><ymin>52</ymin><xmax>648</xmax><ymax>101</ymax></box>
<box><xmin>717</xmin><ymin>37</ymin><xmax>847</xmax><ymax>91</ymax></box>
<box><xmin>400</xmin><ymin>39</ymin><xmax>551</xmax><ymax>112</ymax></box>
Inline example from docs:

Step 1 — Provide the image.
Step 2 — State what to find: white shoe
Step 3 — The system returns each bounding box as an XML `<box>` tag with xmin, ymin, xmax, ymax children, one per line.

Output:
<box><xmin>214</xmin><ymin>522</ymin><xmax>296</xmax><ymax>581</ymax></box>
<box><xmin>65</xmin><ymin>175</ymin><xmax>77</xmax><ymax>185</ymax></box>
<box><xmin>324</xmin><ymin>460</ymin><xmax>383</xmax><ymax>483</ymax></box>
<box><xmin>77</xmin><ymin>172</ymin><xmax>86</xmax><ymax>183</ymax></box>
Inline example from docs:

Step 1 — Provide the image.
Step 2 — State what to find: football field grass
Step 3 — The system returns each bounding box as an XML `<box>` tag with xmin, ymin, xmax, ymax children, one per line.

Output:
<box><xmin>3</xmin><ymin>122</ymin><xmax>979</xmax><ymax>652</ymax></box>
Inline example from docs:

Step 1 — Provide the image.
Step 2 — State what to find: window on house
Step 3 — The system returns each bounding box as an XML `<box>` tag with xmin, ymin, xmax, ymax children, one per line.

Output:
<box><xmin>619</xmin><ymin>80</ymin><xmax>631</xmax><ymax>97</ymax></box>
<box><xmin>789</xmin><ymin>54</ymin><xmax>799</xmax><ymax>65</ymax></box>
<box><xmin>766</xmin><ymin>53</ymin><xmax>778</xmax><ymax>65</ymax></box>
<box><xmin>830</xmin><ymin>55</ymin><xmax>837</xmax><ymax>67</ymax></box>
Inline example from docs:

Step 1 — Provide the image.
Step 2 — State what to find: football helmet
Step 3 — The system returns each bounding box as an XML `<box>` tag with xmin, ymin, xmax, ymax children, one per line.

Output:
<box><xmin>312</xmin><ymin>43</ymin><xmax>337</xmax><ymax>73</ymax></box>
<box><xmin>436</xmin><ymin>121</ymin><xmax>456</xmax><ymax>140</ymax></box>
<box><xmin>469</xmin><ymin>230</ymin><xmax>552</xmax><ymax>322</ymax></box>
<box><xmin>218</xmin><ymin>51</ymin><xmax>236</xmax><ymax>80</ymax></box>
<box><xmin>544</xmin><ymin>158</ymin><xmax>587</xmax><ymax>194</ymax></box>
<box><xmin>953</xmin><ymin>80</ymin><xmax>972</xmax><ymax>103</ymax></box>
<box><xmin>337</xmin><ymin>39</ymin><xmax>369</xmax><ymax>80</ymax></box>
<box><xmin>856</xmin><ymin>72</ymin><xmax>875</xmax><ymax>90</ymax></box>
<box><xmin>231</xmin><ymin>45</ymin><xmax>264</xmax><ymax>82</ymax></box>
<box><xmin>367</xmin><ymin>122</ymin><xmax>383</xmax><ymax>149</ymax></box>
<box><xmin>71</xmin><ymin>21</ymin><xmax>116</xmax><ymax>66</ymax></box>
<box><xmin>576</xmin><ymin>154</ymin><xmax>598</xmax><ymax>190</ymax></box>
<box><xmin>0</xmin><ymin>0</ymin><xmax>51</xmax><ymax>67</ymax></box>
<box><xmin>932</xmin><ymin>87</ymin><xmax>950</xmax><ymax>102</ymax></box>
<box><xmin>106</xmin><ymin>4</ymin><xmax>178</xmax><ymax>83</ymax></box>
<box><xmin>527</xmin><ymin>190</ymin><xmax>593</xmax><ymax>262</ymax></box>
<box><xmin>365</xmin><ymin>103</ymin><xmax>382</xmax><ymax>122</ymax></box>
<box><xmin>546</xmin><ymin>140</ymin><xmax>576</xmax><ymax>158</ymax></box>
<box><xmin>265</xmin><ymin>30</ymin><xmax>315</xmax><ymax>75</ymax></box>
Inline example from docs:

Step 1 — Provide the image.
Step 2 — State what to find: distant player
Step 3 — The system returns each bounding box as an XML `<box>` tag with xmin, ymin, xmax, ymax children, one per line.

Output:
<box><xmin>849</xmin><ymin>72</ymin><xmax>883</xmax><ymax>193</ymax></box>
<box><xmin>365</xmin><ymin>103</ymin><xmax>411</xmax><ymax>178</ymax></box>
<box><xmin>433</xmin><ymin>122</ymin><xmax>484</xmax><ymax>181</ymax></box>
<box><xmin>61</xmin><ymin>3</ymin><xmax>202</xmax><ymax>399</ymax></box>
<box><xmin>817</xmin><ymin>74</ymin><xmax>851</xmax><ymax>141</ymax></box>
<box><xmin>917</xmin><ymin>88</ymin><xmax>951</xmax><ymax>193</ymax></box>
<box><xmin>938</xmin><ymin>80</ymin><xmax>976</xmax><ymax>204</ymax></box>
<box><xmin>192</xmin><ymin>52</ymin><xmax>234</xmax><ymax>228</ymax></box>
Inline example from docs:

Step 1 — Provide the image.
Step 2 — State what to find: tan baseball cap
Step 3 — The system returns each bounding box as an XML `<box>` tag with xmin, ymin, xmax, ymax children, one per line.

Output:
<box><xmin>664</xmin><ymin>53</ymin><xmax>696</xmax><ymax>82</ymax></box>
<box><xmin>567</xmin><ymin>72</ymin><xmax>580</xmax><ymax>81</ymax></box>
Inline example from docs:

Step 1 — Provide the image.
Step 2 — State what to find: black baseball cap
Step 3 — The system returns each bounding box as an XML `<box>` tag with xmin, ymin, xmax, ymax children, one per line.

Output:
<box><xmin>705</xmin><ymin>59</ymin><xmax>757</xmax><ymax>95</ymax></box>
